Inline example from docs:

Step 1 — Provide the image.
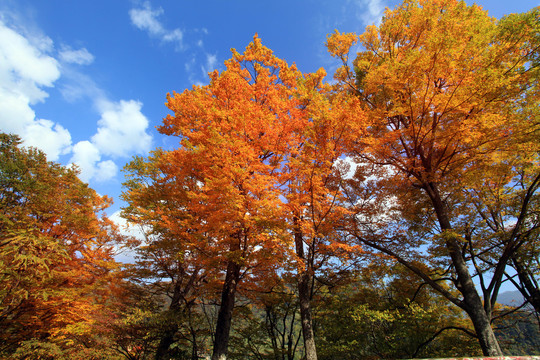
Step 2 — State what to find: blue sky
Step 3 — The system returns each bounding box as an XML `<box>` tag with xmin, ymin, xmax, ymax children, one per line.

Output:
<box><xmin>0</xmin><ymin>0</ymin><xmax>537</xmax><ymax>222</ymax></box>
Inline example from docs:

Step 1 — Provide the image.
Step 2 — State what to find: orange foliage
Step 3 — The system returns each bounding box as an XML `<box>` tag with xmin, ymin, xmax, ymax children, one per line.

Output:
<box><xmin>0</xmin><ymin>134</ymin><xmax>126</xmax><ymax>356</ymax></box>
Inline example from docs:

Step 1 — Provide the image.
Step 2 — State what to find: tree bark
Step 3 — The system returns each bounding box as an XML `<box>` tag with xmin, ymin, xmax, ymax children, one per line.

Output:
<box><xmin>190</xmin><ymin>325</ymin><xmax>199</xmax><ymax>360</ymax></box>
<box><xmin>297</xmin><ymin>271</ymin><xmax>317</xmax><ymax>360</ymax></box>
<box><xmin>423</xmin><ymin>182</ymin><xmax>502</xmax><ymax>356</ymax></box>
<box><xmin>294</xmin><ymin>216</ymin><xmax>318</xmax><ymax>360</ymax></box>
<box><xmin>211</xmin><ymin>257</ymin><xmax>241</xmax><ymax>360</ymax></box>
<box><xmin>155</xmin><ymin>329</ymin><xmax>177</xmax><ymax>360</ymax></box>
<box><xmin>155</xmin><ymin>278</ymin><xmax>183</xmax><ymax>360</ymax></box>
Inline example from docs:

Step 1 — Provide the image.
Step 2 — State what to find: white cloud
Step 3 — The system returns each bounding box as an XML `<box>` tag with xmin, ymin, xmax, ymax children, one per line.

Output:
<box><xmin>0</xmin><ymin>92</ymin><xmax>35</xmax><ymax>134</ymax></box>
<box><xmin>60</xmin><ymin>95</ymin><xmax>152</xmax><ymax>182</ymax></box>
<box><xmin>129</xmin><ymin>2</ymin><xmax>183</xmax><ymax>48</ymax></box>
<box><xmin>0</xmin><ymin>21</ymin><xmax>59</xmax><ymax>93</ymax></box>
<box><xmin>23</xmin><ymin>119</ymin><xmax>71</xmax><ymax>161</ymax></box>
<box><xmin>162</xmin><ymin>28</ymin><xmax>183</xmax><ymax>43</ymax></box>
<box><xmin>353</xmin><ymin>0</ymin><xmax>386</xmax><ymax>26</ymax></box>
<box><xmin>59</xmin><ymin>45</ymin><xmax>94</xmax><ymax>65</ymax></box>
<box><xmin>129</xmin><ymin>2</ymin><xmax>164</xmax><ymax>35</ymax></box>
<box><xmin>92</xmin><ymin>99</ymin><xmax>152</xmax><ymax>158</ymax></box>
<box><xmin>69</xmin><ymin>140</ymin><xmax>118</xmax><ymax>182</ymax></box>
<box><xmin>0</xmin><ymin>19</ymin><xmax>71</xmax><ymax>161</ymax></box>
<box><xmin>0</xmin><ymin>15</ymin><xmax>154</xmax><ymax>184</ymax></box>
<box><xmin>0</xmin><ymin>20</ymin><xmax>60</xmax><ymax>122</ymax></box>
<box><xmin>95</xmin><ymin>160</ymin><xmax>118</xmax><ymax>181</ymax></box>
<box><xmin>70</xmin><ymin>140</ymin><xmax>101</xmax><ymax>181</ymax></box>
<box><xmin>58</xmin><ymin>96</ymin><xmax>152</xmax><ymax>182</ymax></box>
<box><xmin>69</xmin><ymin>98</ymin><xmax>153</xmax><ymax>182</ymax></box>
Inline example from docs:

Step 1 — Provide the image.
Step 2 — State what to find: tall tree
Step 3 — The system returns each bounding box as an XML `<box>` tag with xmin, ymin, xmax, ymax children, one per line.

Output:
<box><xmin>327</xmin><ymin>1</ymin><xmax>540</xmax><ymax>355</ymax></box>
<box><xmin>142</xmin><ymin>36</ymin><xmax>305</xmax><ymax>360</ymax></box>
<box><xmin>0</xmin><ymin>133</ymin><xmax>124</xmax><ymax>358</ymax></box>
<box><xmin>277</xmin><ymin>71</ymin><xmax>363</xmax><ymax>360</ymax></box>
<box><xmin>122</xmin><ymin>152</ymin><xmax>210</xmax><ymax>360</ymax></box>
<box><xmin>127</xmin><ymin>35</ymin><xmax>362</xmax><ymax>360</ymax></box>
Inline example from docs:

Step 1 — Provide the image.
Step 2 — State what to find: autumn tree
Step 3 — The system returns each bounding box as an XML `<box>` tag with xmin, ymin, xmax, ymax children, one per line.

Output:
<box><xmin>129</xmin><ymin>37</ymin><xmax>306</xmax><ymax>360</ymax></box>
<box><xmin>122</xmin><ymin>152</ymin><xmax>211</xmax><ymax>360</ymax></box>
<box><xmin>276</xmin><ymin>69</ymin><xmax>365</xmax><ymax>360</ymax></box>
<box><xmin>124</xmin><ymin>35</ymin><xmax>363</xmax><ymax>360</ymax></box>
<box><xmin>507</xmin><ymin>245</ymin><xmax>540</xmax><ymax>327</ymax></box>
<box><xmin>0</xmin><ymin>133</ymin><xmax>125</xmax><ymax>358</ymax></box>
<box><xmin>327</xmin><ymin>0</ymin><xmax>540</xmax><ymax>356</ymax></box>
<box><xmin>461</xmin><ymin>146</ymin><xmax>540</xmax><ymax>329</ymax></box>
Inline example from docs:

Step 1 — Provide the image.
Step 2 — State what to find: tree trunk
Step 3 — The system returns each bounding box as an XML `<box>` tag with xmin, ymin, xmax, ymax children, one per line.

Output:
<box><xmin>449</xmin><ymin>234</ymin><xmax>502</xmax><ymax>355</ymax></box>
<box><xmin>294</xmin><ymin>216</ymin><xmax>318</xmax><ymax>360</ymax></box>
<box><xmin>155</xmin><ymin>279</ymin><xmax>184</xmax><ymax>360</ymax></box>
<box><xmin>424</xmin><ymin>182</ymin><xmax>502</xmax><ymax>356</ymax></box>
<box><xmin>155</xmin><ymin>329</ymin><xmax>177</xmax><ymax>360</ymax></box>
<box><xmin>211</xmin><ymin>258</ymin><xmax>241</xmax><ymax>360</ymax></box>
<box><xmin>191</xmin><ymin>326</ymin><xmax>199</xmax><ymax>360</ymax></box>
<box><xmin>297</xmin><ymin>271</ymin><xmax>318</xmax><ymax>360</ymax></box>
<box><xmin>264</xmin><ymin>306</ymin><xmax>281</xmax><ymax>360</ymax></box>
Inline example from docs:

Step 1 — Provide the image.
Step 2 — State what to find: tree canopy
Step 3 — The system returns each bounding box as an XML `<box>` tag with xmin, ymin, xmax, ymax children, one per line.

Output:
<box><xmin>3</xmin><ymin>1</ymin><xmax>540</xmax><ymax>359</ymax></box>
<box><xmin>0</xmin><ymin>133</ymin><xmax>127</xmax><ymax>358</ymax></box>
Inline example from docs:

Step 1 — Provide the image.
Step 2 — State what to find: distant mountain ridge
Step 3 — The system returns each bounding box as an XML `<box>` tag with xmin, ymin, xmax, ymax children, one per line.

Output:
<box><xmin>498</xmin><ymin>290</ymin><xmax>526</xmax><ymax>307</ymax></box>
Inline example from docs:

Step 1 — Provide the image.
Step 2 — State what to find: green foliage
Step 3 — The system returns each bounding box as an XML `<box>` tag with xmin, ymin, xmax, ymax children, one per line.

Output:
<box><xmin>11</xmin><ymin>338</ymin><xmax>124</xmax><ymax>360</ymax></box>
<box><xmin>229</xmin><ymin>284</ymin><xmax>303</xmax><ymax>360</ymax></box>
<box><xmin>494</xmin><ymin>309</ymin><xmax>540</xmax><ymax>355</ymax></box>
<box><xmin>315</xmin><ymin>264</ymin><xmax>481</xmax><ymax>359</ymax></box>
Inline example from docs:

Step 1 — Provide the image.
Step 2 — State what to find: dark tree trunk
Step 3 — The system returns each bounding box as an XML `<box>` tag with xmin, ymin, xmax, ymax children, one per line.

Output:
<box><xmin>264</xmin><ymin>306</ymin><xmax>281</xmax><ymax>360</ymax></box>
<box><xmin>155</xmin><ymin>279</ymin><xmax>184</xmax><ymax>360</ymax></box>
<box><xmin>190</xmin><ymin>326</ymin><xmax>199</xmax><ymax>360</ymax></box>
<box><xmin>211</xmin><ymin>258</ymin><xmax>241</xmax><ymax>360</ymax></box>
<box><xmin>297</xmin><ymin>271</ymin><xmax>317</xmax><ymax>360</ymax></box>
<box><xmin>155</xmin><ymin>329</ymin><xmax>177</xmax><ymax>360</ymax></box>
<box><xmin>155</xmin><ymin>267</ymin><xmax>201</xmax><ymax>360</ymax></box>
<box><xmin>294</xmin><ymin>216</ymin><xmax>318</xmax><ymax>360</ymax></box>
<box><xmin>424</xmin><ymin>182</ymin><xmax>502</xmax><ymax>356</ymax></box>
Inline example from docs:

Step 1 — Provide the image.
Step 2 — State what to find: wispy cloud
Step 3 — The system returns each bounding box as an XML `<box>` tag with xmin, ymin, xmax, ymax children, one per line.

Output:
<box><xmin>59</xmin><ymin>69</ymin><xmax>104</xmax><ymax>103</ymax></box>
<box><xmin>353</xmin><ymin>0</ymin><xmax>387</xmax><ymax>26</ymax></box>
<box><xmin>184</xmin><ymin>52</ymin><xmax>219</xmax><ymax>87</ymax></box>
<box><xmin>129</xmin><ymin>2</ymin><xmax>183</xmax><ymax>49</ymax></box>
<box><xmin>205</xmin><ymin>53</ymin><xmax>218</xmax><ymax>73</ymax></box>
<box><xmin>59</xmin><ymin>45</ymin><xmax>94</xmax><ymax>65</ymax></box>
<box><xmin>128</xmin><ymin>3</ymin><xmax>219</xmax><ymax>87</ymax></box>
